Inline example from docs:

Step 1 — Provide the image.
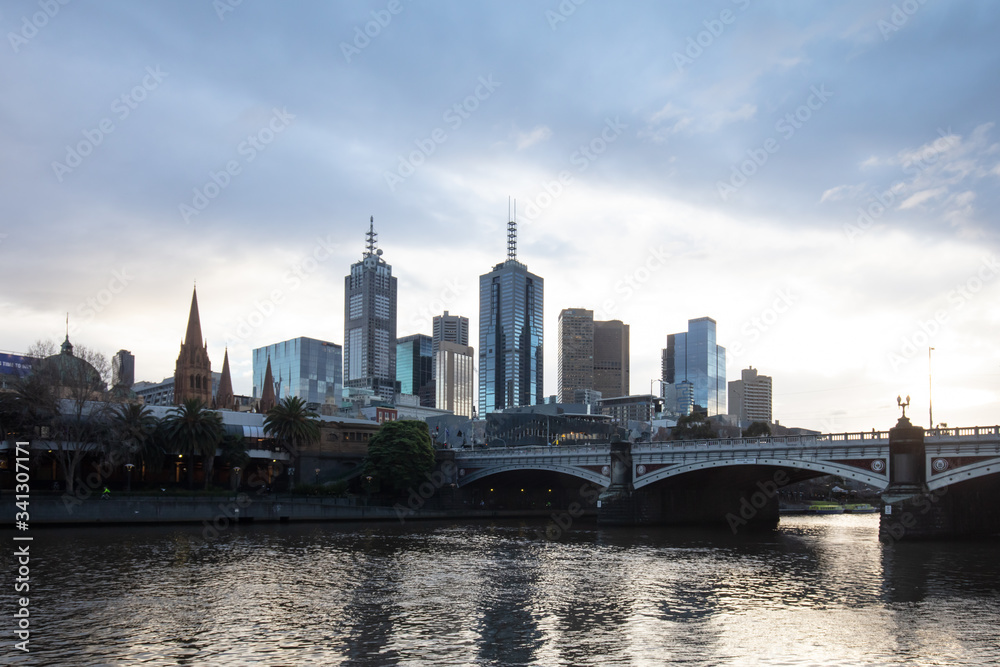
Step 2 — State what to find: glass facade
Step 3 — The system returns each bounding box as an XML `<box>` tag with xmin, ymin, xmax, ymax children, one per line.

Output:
<box><xmin>479</xmin><ymin>259</ymin><xmax>544</xmax><ymax>414</ymax></box>
<box><xmin>662</xmin><ymin>317</ymin><xmax>726</xmax><ymax>416</ymax></box>
<box><xmin>396</xmin><ymin>334</ymin><xmax>434</xmax><ymax>406</ymax></box>
<box><xmin>253</xmin><ymin>337</ymin><xmax>343</xmax><ymax>408</ymax></box>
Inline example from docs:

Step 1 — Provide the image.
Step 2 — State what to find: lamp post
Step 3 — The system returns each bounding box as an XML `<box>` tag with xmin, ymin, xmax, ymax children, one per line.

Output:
<box><xmin>365</xmin><ymin>475</ymin><xmax>373</xmax><ymax>506</ymax></box>
<box><xmin>314</xmin><ymin>467</ymin><xmax>321</xmax><ymax>485</ymax></box>
<box><xmin>124</xmin><ymin>463</ymin><xmax>135</xmax><ymax>494</ymax></box>
<box><xmin>233</xmin><ymin>466</ymin><xmax>242</xmax><ymax>491</ymax></box>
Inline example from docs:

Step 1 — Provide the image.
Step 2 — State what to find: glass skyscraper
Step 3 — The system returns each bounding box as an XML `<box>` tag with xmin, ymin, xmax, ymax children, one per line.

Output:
<box><xmin>344</xmin><ymin>217</ymin><xmax>398</xmax><ymax>403</ymax></box>
<box><xmin>396</xmin><ymin>333</ymin><xmax>434</xmax><ymax>407</ymax></box>
<box><xmin>662</xmin><ymin>317</ymin><xmax>726</xmax><ymax>416</ymax></box>
<box><xmin>478</xmin><ymin>218</ymin><xmax>543</xmax><ymax>414</ymax></box>
<box><xmin>252</xmin><ymin>337</ymin><xmax>343</xmax><ymax>408</ymax></box>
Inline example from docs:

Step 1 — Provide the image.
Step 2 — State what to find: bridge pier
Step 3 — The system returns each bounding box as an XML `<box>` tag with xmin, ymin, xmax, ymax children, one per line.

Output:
<box><xmin>880</xmin><ymin>414</ymin><xmax>1000</xmax><ymax>541</ymax></box>
<box><xmin>596</xmin><ymin>437</ymin><xmax>638</xmax><ymax>525</ymax></box>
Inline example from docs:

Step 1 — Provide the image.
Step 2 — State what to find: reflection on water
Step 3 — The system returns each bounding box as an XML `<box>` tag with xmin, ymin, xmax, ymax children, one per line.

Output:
<box><xmin>2</xmin><ymin>515</ymin><xmax>998</xmax><ymax>666</ymax></box>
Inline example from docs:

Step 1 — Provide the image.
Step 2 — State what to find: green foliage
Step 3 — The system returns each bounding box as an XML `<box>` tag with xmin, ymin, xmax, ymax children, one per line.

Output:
<box><xmin>742</xmin><ymin>421</ymin><xmax>772</xmax><ymax>438</ymax></box>
<box><xmin>264</xmin><ymin>396</ymin><xmax>320</xmax><ymax>457</ymax></box>
<box><xmin>363</xmin><ymin>420</ymin><xmax>436</xmax><ymax>496</ymax></box>
<box><xmin>671</xmin><ymin>412</ymin><xmax>717</xmax><ymax>440</ymax></box>
<box><xmin>163</xmin><ymin>398</ymin><xmax>224</xmax><ymax>489</ymax></box>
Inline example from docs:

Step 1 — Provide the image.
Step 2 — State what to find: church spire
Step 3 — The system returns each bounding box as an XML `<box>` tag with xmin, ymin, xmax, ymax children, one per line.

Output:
<box><xmin>215</xmin><ymin>348</ymin><xmax>234</xmax><ymax>411</ymax></box>
<box><xmin>184</xmin><ymin>285</ymin><xmax>204</xmax><ymax>349</ymax></box>
<box><xmin>259</xmin><ymin>356</ymin><xmax>276</xmax><ymax>413</ymax></box>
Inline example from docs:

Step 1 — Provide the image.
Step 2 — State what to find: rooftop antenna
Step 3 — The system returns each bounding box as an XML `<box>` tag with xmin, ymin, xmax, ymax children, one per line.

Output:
<box><xmin>507</xmin><ymin>198</ymin><xmax>517</xmax><ymax>261</ymax></box>
<box><xmin>365</xmin><ymin>215</ymin><xmax>378</xmax><ymax>257</ymax></box>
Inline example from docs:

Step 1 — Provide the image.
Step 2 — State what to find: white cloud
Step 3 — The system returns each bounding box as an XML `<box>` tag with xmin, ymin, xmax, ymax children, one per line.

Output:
<box><xmin>513</xmin><ymin>125</ymin><xmax>552</xmax><ymax>150</ymax></box>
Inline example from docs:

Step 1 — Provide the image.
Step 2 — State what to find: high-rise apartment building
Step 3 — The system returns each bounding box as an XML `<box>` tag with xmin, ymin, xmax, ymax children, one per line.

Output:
<box><xmin>436</xmin><ymin>341</ymin><xmax>475</xmax><ymax>417</ymax></box>
<box><xmin>662</xmin><ymin>316</ymin><xmax>726</xmax><ymax>416</ymax></box>
<box><xmin>728</xmin><ymin>366</ymin><xmax>773</xmax><ymax>424</ymax></box>
<box><xmin>558</xmin><ymin>309</ymin><xmax>629</xmax><ymax>403</ymax></box>
<box><xmin>396</xmin><ymin>334</ymin><xmax>434</xmax><ymax>407</ymax></box>
<box><xmin>253</xmin><ymin>337</ymin><xmax>343</xmax><ymax>408</ymax></box>
<box><xmin>478</xmin><ymin>215</ymin><xmax>543</xmax><ymax>414</ymax></box>
<box><xmin>344</xmin><ymin>217</ymin><xmax>398</xmax><ymax>403</ymax></box>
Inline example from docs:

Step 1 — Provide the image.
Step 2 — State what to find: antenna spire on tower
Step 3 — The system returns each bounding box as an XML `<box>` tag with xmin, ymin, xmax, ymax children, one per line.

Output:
<box><xmin>507</xmin><ymin>199</ymin><xmax>517</xmax><ymax>261</ymax></box>
<box><xmin>365</xmin><ymin>215</ymin><xmax>378</xmax><ymax>257</ymax></box>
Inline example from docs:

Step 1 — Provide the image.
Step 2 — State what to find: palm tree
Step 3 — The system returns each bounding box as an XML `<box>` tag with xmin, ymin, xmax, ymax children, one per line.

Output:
<box><xmin>264</xmin><ymin>396</ymin><xmax>320</xmax><ymax>488</ymax></box>
<box><xmin>163</xmin><ymin>398</ymin><xmax>224</xmax><ymax>489</ymax></box>
<box><xmin>109</xmin><ymin>403</ymin><xmax>159</xmax><ymax>483</ymax></box>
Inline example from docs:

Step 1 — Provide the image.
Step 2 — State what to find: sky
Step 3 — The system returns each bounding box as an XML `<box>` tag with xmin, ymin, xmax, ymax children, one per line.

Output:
<box><xmin>2</xmin><ymin>0</ymin><xmax>999</xmax><ymax>434</ymax></box>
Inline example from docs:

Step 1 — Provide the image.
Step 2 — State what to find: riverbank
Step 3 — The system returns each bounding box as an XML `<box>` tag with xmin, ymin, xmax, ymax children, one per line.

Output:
<box><xmin>0</xmin><ymin>494</ymin><xmax>575</xmax><ymax>527</ymax></box>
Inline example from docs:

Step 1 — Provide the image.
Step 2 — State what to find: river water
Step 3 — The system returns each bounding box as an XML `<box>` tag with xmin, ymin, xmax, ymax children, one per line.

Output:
<box><xmin>3</xmin><ymin>514</ymin><xmax>999</xmax><ymax>666</ymax></box>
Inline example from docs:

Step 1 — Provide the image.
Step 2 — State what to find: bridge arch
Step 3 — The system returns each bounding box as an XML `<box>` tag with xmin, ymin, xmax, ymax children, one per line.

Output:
<box><xmin>458</xmin><ymin>463</ymin><xmax>608</xmax><ymax>488</ymax></box>
<box><xmin>926</xmin><ymin>456</ymin><xmax>1000</xmax><ymax>492</ymax></box>
<box><xmin>633</xmin><ymin>457</ymin><xmax>889</xmax><ymax>490</ymax></box>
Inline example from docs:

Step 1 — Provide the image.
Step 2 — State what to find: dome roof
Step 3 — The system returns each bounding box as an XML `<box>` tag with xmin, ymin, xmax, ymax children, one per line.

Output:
<box><xmin>35</xmin><ymin>336</ymin><xmax>105</xmax><ymax>393</ymax></box>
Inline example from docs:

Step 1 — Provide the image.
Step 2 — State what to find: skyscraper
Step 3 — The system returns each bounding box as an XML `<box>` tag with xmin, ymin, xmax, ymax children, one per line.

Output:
<box><xmin>111</xmin><ymin>349</ymin><xmax>135</xmax><ymax>389</ymax></box>
<box><xmin>662</xmin><ymin>317</ymin><xmax>726</xmax><ymax>416</ymax></box>
<box><xmin>436</xmin><ymin>341</ymin><xmax>475</xmax><ymax>417</ymax></box>
<box><xmin>558</xmin><ymin>308</ymin><xmax>594</xmax><ymax>404</ymax></box>
<box><xmin>728</xmin><ymin>366</ymin><xmax>773</xmax><ymax>424</ymax></box>
<box><xmin>432</xmin><ymin>311</ymin><xmax>469</xmax><ymax>378</ymax></box>
<box><xmin>253</xmin><ymin>337</ymin><xmax>343</xmax><ymax>407</ymax></box>
<box><xmin>344</xmin><ymin>217</ymin><xmax>398</xmax><ymax>403</ymax></box>
<box><xmin>594</xmin><ymin>319</ymin><xmax>629</xmax><ymax>399</ymax></box>
<box><xmin>558</xmin><ymin>309</ymin><xmax>629</xmax><ymax>403</ymax></box>
<box><xmin>396</xmin><ymin>334</ymin><xmax>434</xmax><ymax>407</ymax></box>
<box><xmin>478</xmin><ymin>213</ymin><xmax>543</xmax><ymax>414</ymax></box>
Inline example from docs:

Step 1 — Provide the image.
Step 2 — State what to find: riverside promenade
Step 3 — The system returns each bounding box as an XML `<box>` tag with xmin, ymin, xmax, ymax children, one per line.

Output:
<box><xmin>0</xmin><ymin>493</ymin><xmax>563</xmax><ymax>527</ymax></box>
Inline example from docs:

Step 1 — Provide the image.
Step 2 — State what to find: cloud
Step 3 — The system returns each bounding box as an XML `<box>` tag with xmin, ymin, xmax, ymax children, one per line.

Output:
<box><xmin>513</xmin><ymin>125</ymin><xmax>552</xmax><ymax>150</ymax></box>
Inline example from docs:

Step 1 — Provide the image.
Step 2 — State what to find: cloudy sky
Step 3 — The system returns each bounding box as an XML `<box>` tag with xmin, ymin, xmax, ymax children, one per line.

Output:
<box><xmin>3</xmin><ymin>1</ymin><xmax>999</xmax><ymax>433</ymax></box>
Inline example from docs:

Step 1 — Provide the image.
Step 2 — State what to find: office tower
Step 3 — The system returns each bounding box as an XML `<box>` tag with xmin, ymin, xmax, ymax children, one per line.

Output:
<box><xmin>432</xmin><ymin>311</ymin><xmax>469</xmax><ymax>378</ymax></box>
<box><xmin>728</xmin><ymin>366</ymin><xmax>773</xmax><ymax>424</ymax></box>
<box><xmin>558</xmin><ymin>308</ymin><xmax>594</xmax><ymax>403</ymax></box>
<box><xmin>662</xmin><ymin>316</ymin><xmax>726</xmax><ymax>416</ymax></box>
<box><xmin>594</xmin><ymin>319</ymin><xmax>629</xmax><ymax>399</ymax></box>
<box><xmin>253</xmin><ymin>337</ymin><xmax>344</xmax><ymax>407</ymax></box>
<box><xmin>436</xmin><ymin>341</ymin><xmax>475</xmax><ymax>417</ymax></box>
<box><xmin>558</xmin><ymin>309</ymin><xmax>630</xmax><ymax>403</ymax></box>
<box><xmin>174</xmin><ymin>286</ymin><xmax>212</xmax><ymax>405</ymax></box>
<box><xmin>344</xmin><ymin>217</ymin><xmax>398</xmax><ymax>403</ymax></box>
<box><xmin>396</xmin><ymin>334</ymin><xmax>434</xmax><ymax>407</ymax></box>
<box><xmin>111</xmin><ymin>349</ymin><xmax>135</xmax><ymax>389</ymax></box>
<box><xmin>478</xmin><ymin>212</ymin><xmax>543</xmax><ymax>413</ymax></box>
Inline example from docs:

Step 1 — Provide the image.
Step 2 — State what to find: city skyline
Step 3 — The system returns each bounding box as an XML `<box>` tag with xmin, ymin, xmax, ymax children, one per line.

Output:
<box><xmin>3</xmin><ymin>3</ymin><xmax>1000</xmax><ymax>432</ymax></box>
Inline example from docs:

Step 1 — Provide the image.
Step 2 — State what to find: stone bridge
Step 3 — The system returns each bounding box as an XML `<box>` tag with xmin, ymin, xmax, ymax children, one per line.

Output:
<box><xmin>449</xmin><ymin>422</ymin><xmax>1000</xmax><ymax>540</ymax></box>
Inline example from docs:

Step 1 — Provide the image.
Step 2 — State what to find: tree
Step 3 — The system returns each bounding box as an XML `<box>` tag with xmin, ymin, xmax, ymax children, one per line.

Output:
<box><xmin>263</xmin><ymin>396</ymin><xmax>320</xmax><ymax>485</ymax></box>
<box><xmin>109</xmin><ymin>403</ymin><xmax>160</xmax><ymax>482</ymax></box>
<box><xmin>163</xmin><ymin>398</ymin><xmax>223</xmax><ymax>489</ymax></box>
<box><xmin>24</xmin><ymin>339</ymin><xmax>112</xmax><ymax>494</ymax></box>
<box><xmin>671</xmin><ymin>412</ymin><xmax>717</xmax><ymax>441</ymax></box>
<box><xmin>743</xmin><ymin>421</ymin><xmax>772</xmax><ymax>438</ymax></box>
<box><xmin>363</xmin><ymin>420</ymin><xmax>436</xmax><ymax>496</ymax></box>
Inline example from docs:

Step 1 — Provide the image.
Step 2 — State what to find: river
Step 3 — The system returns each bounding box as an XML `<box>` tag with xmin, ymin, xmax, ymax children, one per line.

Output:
<box><xmin>3</xmin><ymin>514</ymin><xmax>998</xmax><ymax>665</ymax></box>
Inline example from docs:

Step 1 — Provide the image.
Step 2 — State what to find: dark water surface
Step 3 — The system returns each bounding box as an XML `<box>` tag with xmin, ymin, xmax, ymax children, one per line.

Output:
<box><xmin>3</xmin><ymin>514</ymin><xmax>999</xmax><ymax>665</ymax></box>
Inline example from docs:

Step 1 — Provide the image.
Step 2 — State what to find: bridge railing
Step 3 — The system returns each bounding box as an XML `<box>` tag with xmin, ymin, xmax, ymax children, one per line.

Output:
<box><xmin>452</xmin><ymin>426</ymin><xmax>999</xmax><ymax>457</ymax></box>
